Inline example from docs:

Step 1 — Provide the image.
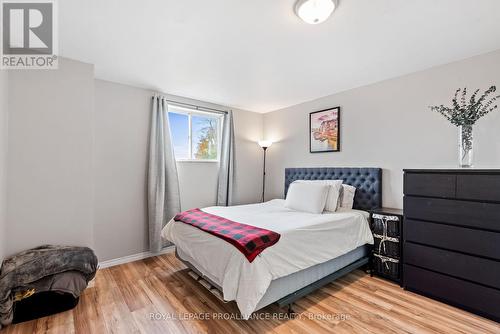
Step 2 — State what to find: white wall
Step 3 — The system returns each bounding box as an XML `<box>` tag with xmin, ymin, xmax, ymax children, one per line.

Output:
<box><xmin>93</xmin><ymin>79</ymin><xmax>263</xmax><ymax>261</ymax></box>
<box><xmin>6</xmin><ymin>59</ymin><xmax>96</xmax><ymax>256</ymax></box>
<box><xmin>93</xmin><ymin>80</ymin><xmax>150</xmax><ymax>261</ymax></box>
<box><xmin>3</xmin><ymin>60</ymin><xmax>263</xmax><ymax>262</ymax></box>
<box><xmin>263</xmin><ymin>50</ymin><xmax>500</xmax><ymax>209</ymax></box>
<box><xmin>232</xmin><ymin>109</ymin><xmax>265</xmax><ymax>205</ymax></box>
<box><xmin>0</xmin><ymin>70</ymin><xmax>8</xmax><ymax>263</ymax></box>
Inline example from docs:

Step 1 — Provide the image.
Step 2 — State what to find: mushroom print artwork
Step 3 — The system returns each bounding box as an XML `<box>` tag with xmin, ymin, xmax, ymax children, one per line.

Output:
<box><xmin>310</xmin><ymin>107</ymin><xmax>340</xmax><ymax>153</ymax></box>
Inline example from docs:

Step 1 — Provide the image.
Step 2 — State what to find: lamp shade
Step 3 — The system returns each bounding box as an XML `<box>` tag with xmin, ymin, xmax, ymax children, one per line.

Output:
<box><xmin>295</xmin><ymin>0</ymin><xmax>337</xmax><ymax>25</ymax></box>
<box><xmin>258</xmin><ymin>140</ymin><xmax>273</xmax><ymax>149</ymax></box>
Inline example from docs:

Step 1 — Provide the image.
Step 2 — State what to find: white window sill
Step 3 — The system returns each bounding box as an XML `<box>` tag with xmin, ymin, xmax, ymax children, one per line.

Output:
<box><xmin>176</xmin><ymin>159</ymin><xmax>219</xmax><ymax>163</ymax></box>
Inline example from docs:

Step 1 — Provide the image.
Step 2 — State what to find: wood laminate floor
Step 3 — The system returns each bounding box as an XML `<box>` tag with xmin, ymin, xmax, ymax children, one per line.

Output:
<box><xmin>3</xmin><ymin>252</ymin><xmax>499</xmax><ymax>334</ymax></box>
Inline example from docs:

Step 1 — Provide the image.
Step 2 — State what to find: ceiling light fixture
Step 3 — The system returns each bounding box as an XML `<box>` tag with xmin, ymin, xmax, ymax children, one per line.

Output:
<box><xmin>295</xmin><ymin>0</ymin><xmax>338</xmax><ymax>25</ymax></box>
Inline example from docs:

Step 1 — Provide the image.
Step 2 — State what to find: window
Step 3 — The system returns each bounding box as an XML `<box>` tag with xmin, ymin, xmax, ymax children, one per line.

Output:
<box><xmin>168</xmin><ymin>106</ymin><xmax>222</xmax><ymax>161</ymax></box>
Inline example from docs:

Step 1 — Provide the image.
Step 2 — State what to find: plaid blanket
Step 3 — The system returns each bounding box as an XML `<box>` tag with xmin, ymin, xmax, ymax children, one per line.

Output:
<box><xmin>174</xmin><ymin>209</ymin><xmax>281</xmax><ymax>262</ymax></box>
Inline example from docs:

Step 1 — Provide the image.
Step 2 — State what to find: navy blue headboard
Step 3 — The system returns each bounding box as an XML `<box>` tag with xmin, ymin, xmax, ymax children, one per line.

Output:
<box><xmin>285</xmin><ymin>167</ymin><xmax>382</xmax><ymax>211</ymax></box>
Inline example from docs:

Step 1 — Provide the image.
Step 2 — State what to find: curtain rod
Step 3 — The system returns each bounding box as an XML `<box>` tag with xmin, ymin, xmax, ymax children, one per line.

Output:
<box><xmin>152</xmin><ymin>94</ymin><xmax>229</xmax><ymax>115</ymax></box>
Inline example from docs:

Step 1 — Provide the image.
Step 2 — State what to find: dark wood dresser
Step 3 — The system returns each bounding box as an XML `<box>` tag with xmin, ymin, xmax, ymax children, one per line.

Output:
<box><xmin>403</xmin><ymin>169</ymin><xmax>500</xmax><ymax>322</ymax></box>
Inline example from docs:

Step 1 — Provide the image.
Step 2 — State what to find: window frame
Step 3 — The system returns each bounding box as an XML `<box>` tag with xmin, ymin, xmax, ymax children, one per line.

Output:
<box><xmin>168</xmin><ymin>105</ymin><xmax>223</xmax><ymax>163</ymax></box>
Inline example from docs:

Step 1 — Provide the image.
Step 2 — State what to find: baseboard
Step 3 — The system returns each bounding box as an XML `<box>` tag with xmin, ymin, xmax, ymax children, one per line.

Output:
<box><xmin>98</xmin><ymin>246</ymin><xmax>175</xmax><ymax>269</ymax></box>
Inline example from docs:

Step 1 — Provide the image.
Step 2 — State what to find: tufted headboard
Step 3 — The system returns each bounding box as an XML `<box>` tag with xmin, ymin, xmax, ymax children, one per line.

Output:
<box><xmin>284</xmin><ymin>167</ymin><xmax>382</xmax><ymax>211</ymax></box>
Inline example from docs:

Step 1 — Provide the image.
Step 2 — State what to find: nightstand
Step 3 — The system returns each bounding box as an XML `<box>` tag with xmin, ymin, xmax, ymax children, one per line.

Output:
<box><xmin>369</xmin><ymin>207</ymin><xmax>403</xmax><ymax>285</ymax></box>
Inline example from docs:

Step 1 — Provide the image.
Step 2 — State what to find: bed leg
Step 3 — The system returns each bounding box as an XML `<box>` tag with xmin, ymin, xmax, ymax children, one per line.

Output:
<box><xmin>287</xmin><ymin>303</ymin><xmax>295</xmax><ymax>315</ymax></box>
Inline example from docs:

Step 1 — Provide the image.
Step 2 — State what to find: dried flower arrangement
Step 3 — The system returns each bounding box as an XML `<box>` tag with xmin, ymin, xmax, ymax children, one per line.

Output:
<box><xmin>430</xmin><ymin>86</ymin><xmax>499</xmax><ymax>126</ymax></box>
<box><xmin>429</xmin><ymin>86</ymin><xmax>499</xmax><ymax>167</ymax></box>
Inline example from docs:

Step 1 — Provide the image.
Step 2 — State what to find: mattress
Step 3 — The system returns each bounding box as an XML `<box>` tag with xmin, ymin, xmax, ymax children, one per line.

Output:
<box><xmin>177</xmin><ymin>245</ymin><xmax>368</xmax><ymax>311</ymax></box>
<box><xmin>255</xmin><ymin>245</ymin><xmax>368</xmax><ymax>309</ymax></box>
<box><xmin>162</xmin><ymin>199</ymin><xmax>374</xmax><ymax>318</ymax></box>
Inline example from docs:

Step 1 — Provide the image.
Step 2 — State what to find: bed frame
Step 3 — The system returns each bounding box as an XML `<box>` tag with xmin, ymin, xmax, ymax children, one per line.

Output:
<box><xmin>177</xmin><ymin>167</ymin><xmax>382</xmax><ymax>313</ymax></box>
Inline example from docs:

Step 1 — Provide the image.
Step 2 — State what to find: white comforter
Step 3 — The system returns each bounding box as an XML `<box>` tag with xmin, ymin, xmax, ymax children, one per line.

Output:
<box><xmin>161</xmin><ymin>199</ymin><xmax>374</xmax><ymax>318</ymax></box>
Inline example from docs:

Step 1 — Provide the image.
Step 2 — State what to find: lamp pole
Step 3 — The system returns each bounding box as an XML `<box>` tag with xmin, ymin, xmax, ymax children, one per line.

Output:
<box><xmin>258</xmin><ymin>141</ymin><xmax>273</xmax><ymax>202</ymax></box>
<box><xmin>262</xmin><ymin>146</ymin><xmax>268</xmax><ymax>202</ymax></box>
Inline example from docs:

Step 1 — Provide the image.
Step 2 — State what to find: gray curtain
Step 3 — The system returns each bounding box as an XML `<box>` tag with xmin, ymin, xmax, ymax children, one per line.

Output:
<box><xmin>217</xmin><ymin>111</ymin><xmax>236</xmax><ymax>206</ymax></box>
<box><xmin>148</xmin><ymin>95</ymin><xmax>181</xmax><ymax>253</ymax></box>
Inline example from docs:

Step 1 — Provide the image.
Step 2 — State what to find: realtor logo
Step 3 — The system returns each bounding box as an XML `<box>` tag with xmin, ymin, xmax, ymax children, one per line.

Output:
<box><xmin>1</xmin><ymin>0</ymin><xmax>58</xmax><ymax>69</ymax></box>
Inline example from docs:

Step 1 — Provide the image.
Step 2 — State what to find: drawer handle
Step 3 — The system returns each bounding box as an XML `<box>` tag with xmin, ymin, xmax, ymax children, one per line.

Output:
<box><xmin>372</xmin><ymin>214</ymin><xmax>399</xmax><ymax>221</ymax></box>
<box><xmin>374</xmin><ymin>254</ymin><xmax>399</xmax><ymax>270</ymax></box>
<box><xmin>373</xmin><ymin>254</ymin><xmax>399</xmax><ymax>263</ymax></box>
<box><xmin>373</xmin><ymin>234</ymin><xmax>399</xmax><ymax>243</ymax></box>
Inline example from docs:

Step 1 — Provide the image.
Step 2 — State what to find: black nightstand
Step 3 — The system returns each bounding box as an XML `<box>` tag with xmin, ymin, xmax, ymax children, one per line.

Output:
<box><xmin>369</xmin><ymin>207</ymin><xmax>403</xmax><ymax>285</ymax></box>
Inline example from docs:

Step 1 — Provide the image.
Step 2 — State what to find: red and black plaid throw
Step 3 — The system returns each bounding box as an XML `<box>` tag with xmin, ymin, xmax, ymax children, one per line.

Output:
<box><xmin>174</xmin><ymin>208</ymin><xmax>281</xmax><ymax>262</ymax></box>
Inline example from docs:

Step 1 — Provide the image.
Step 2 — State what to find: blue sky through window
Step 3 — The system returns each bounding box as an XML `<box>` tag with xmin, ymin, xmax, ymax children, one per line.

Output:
<box><xmin>168</xmin><ymin>112</ymin><xmax>189</xmax><ymax>159</ymax></box>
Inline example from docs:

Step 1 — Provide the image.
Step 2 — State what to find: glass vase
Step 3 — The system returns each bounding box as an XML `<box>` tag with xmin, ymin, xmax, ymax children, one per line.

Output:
<box><xmin>459</xmin><ymin>125</ymin><xmax>473</xmax><ymax>168</ymax></box>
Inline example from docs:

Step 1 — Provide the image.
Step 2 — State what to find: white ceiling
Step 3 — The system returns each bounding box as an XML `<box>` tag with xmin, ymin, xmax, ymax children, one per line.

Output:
<box><xmin>60</xmin><ymin>0</ymin><xmax>500</xmax><ymax>113</ymax></box>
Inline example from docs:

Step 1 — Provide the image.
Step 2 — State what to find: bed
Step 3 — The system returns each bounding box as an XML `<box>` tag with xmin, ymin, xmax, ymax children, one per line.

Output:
<box><xmin>162</xmin><ymin>167</ymin><xmax>382</xmax><ymax>319</ymax></box>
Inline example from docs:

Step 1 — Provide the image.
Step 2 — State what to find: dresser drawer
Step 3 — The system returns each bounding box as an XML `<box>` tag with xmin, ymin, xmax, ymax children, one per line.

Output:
<box><xmin>405</xmin><ymin>243</ymin><xmax>500</xmax><ymax>289</ymax></box>
<box><xmin>404</xmin><ymin>219</ymin><xmax>500</xmax><ymax>260</ymax></box>
<box><xmin>404</xmin><ymin>197</ymin><xmax>500</xmax><ymax>232</ymax></box>
<box><xmin>404</xmin><ymin>173</ymin><xmax>456</xmax><ymax>198</ymax></box>
<box><xmin>457</xmin><ymin>174</ymin><xmax>500</xmax><ymax>202</ymax></box>
<box><xmin>404</xmin><ymin>264</ymin><xmax>500</xmax><ymax>322</ymax></box>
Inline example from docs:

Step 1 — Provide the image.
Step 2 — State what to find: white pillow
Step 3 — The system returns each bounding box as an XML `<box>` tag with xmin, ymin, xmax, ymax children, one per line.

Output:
<box><xmin>339</xmin><ymin>184</ymin><xmax>356</xmax><ymax>209</ymax></box>
<box><xmin>285</xmin><ymin>182</ymin><xmax>329</xmax><ymax>214</ymax></box>
<box><xmin>295</xmin><ymin>180</ymin><xmax>343</xmax><ymax>212</ymax></box>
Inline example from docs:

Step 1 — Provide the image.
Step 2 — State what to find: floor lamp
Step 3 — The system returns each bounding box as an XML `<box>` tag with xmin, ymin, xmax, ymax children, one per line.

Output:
<box><xmin>258</xmin><ymin>141</ymin><xmax>273</xmax><ymax>202</ymax></box>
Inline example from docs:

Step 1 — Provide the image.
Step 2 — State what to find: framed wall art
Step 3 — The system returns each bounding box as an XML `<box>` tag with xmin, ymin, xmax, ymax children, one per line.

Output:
<box><xmin>309</xmin><ymin>107</ymin><xmax>340</xmax><ymax>153</ymax></box>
